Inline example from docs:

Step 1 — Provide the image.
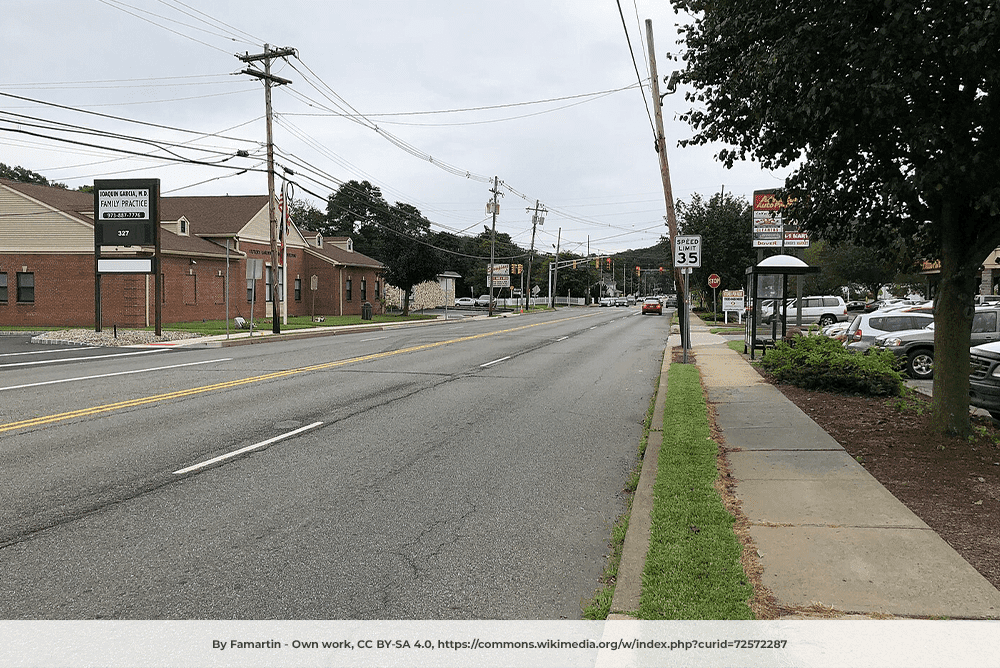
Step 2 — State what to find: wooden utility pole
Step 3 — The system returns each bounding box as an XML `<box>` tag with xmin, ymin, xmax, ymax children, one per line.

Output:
<box><xmin>525</xmin><ymin>199</ymin><xmax>545</xmax><ymax>311</ymax></box>
<box><xmin>487</xmin><ymin>177</ymin><xmax>502</xmax><ymax>317</ymax></box>
<box><xmin>239</xmin><ymin>44</ymin><xmax>296</xmax><ymax>334</ymax></box>
<box><xmin>645</xmin><ymin>19</ymin><xmax>686</xmax><ymax>348</ymax></box>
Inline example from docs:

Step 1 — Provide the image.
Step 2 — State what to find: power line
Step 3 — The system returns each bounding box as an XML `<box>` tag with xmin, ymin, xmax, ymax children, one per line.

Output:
<box><xmin>616</xmin><ymin>0</ymin><xmax>657</xmax><ymax>139</ymax></box>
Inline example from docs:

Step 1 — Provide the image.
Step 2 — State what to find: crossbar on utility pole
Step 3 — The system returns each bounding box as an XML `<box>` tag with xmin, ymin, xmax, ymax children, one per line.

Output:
<box><xmin>238</xmin><ymin>44</ymin><xmax>296</xmax><ymax>334</ymax></box>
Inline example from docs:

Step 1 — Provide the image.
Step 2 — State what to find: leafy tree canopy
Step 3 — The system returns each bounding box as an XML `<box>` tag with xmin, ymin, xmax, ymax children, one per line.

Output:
<box><xmin>671</xmin><ymin>0</ymin><xmax>1000</xmax><ymax>435</ymax></box>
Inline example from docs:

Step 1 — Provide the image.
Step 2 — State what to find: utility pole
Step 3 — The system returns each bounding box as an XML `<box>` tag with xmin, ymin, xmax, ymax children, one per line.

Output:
<box><xmin>550</xmin><ymin>227</ymin><xmax>561</xmax><ymax>308</ymax></box>
<box><xmin>486</xmin><ymin>177</ymin><xmax>503</xmax><ymax>317</ymax></box>
<box><xmin>525</xmin><ymin>199</ymin><xmax>546</xmax><ymax>312</ymax></box>
<box><xmin>645</xmin><ymin>19</ymin><xmax>686</xmax><ymax>348</ymax></box>
<box><xmin>238</xmin><ymin>43</ymin><xmax>296</xmax><ymax>334</ymax></box>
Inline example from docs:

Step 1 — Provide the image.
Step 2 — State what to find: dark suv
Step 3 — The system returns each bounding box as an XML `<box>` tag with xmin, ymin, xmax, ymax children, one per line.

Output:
<box><xmin>872</xmin><ymin>307</ymin><xmax>1000</xmax><ymax>379</ymax></box>
<box><xmin>970</xmin><ymin>341</ymin><xmax>1000</xmax><ymax>420</ymax></box>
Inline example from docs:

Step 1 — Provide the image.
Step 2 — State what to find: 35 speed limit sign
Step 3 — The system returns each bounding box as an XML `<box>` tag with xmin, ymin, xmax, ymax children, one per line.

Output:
<box><xmin>674</xmin><ymin>235</ymin><xmax>702</xmax><ymax>268</ymax></box>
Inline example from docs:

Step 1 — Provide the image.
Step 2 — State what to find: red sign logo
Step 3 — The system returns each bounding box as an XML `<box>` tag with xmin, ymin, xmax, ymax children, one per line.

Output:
<box><xmin>708</xmin><ymin>274</ymin><xmax>721</xmax><ymax>288</ymax></box>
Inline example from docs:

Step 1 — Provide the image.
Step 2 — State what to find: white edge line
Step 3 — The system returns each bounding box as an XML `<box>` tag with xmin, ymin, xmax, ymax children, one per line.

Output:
<box><xmin>173</xmin><ymin>421</ymin><xmax>324</xmax><ymax>475</ymax></box>
<box><xmin>480</xmin><ymin>356</ymin><xmax>511</xmax><ymax>368</ymax></box>
<box><xmin>556</xmin><ymin>336</ymin><xmax>569</xmax><ymax>341</ymax></box>
<box><xmin>0</xmin><ymin>358</ymin><xmax>232</xmax><ymax>392</ymax></box>
<box><xmin>0</xmin><ymin>346</ymin><xmax>99</xmax><ymax>358</ymax></box>
<box><xmin>0</xmin><ymin>348</ymin><xmax>166</xmax><ymax>369</ymax></box>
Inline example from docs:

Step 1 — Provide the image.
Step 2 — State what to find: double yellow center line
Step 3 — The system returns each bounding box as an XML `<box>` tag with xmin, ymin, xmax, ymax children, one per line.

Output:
<box><xmin>0</xmin><ymin>314</ymin><xmax>594</xmax><ymax>434</ymax></box>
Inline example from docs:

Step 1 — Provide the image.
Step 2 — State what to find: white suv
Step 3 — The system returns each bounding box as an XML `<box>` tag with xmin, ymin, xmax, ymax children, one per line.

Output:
<box><xmin>766</xmin><ymin>296</ymin><xmax>848</xmax><ymax>327</ymax></box>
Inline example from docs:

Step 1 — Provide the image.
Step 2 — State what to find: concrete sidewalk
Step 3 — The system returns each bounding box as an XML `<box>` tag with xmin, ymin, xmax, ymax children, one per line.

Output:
<box><xmin>612</xmin><ymin>314</ymin><xmax>1000</xmax><ymax>620</ymax></box>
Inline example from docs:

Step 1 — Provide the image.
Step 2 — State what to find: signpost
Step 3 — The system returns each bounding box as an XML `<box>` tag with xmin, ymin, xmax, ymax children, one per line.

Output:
<box><xmin>673</xmin><ymin>235</ymin><xmax>702</xmax><ymax>363</ymax></box>
<box><xmin>723</xmin><ymin>289</ymin><xmax>745</xmax><ymax>324</ymax></box>
<box><xmin>708</xmin><ymin>273</ymin><xmax>721</xmax><ymax>322</ymax></box>
<box><xmin>93</xmin><ymin>178</ymin><xmax>160</xmax><ymax>335</ymax></box>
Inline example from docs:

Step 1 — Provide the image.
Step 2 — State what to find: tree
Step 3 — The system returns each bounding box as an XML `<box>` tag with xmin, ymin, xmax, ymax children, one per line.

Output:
<box><xmin>673</xmin><ymin>0</ymin><xmax>1000</xmax><ymax>436</ymax></box>
<box><xmin>0</xmin><ymin>163</ymin><xmax>66</xmax><ymax>188</ymax></box>
<box><xmin>380</xmin><ymin>203</ymin><xmax>440</xmax><ymax>316</ymax></box>
<box><xmin>323</xmin><ymin>180</ymin><xmax>390</xmax><ymax>257</ymax></box>
<box><xmin>676</xmin><ymin>192</ymin><xmax>755</xmax><ymax>306</ymax></box>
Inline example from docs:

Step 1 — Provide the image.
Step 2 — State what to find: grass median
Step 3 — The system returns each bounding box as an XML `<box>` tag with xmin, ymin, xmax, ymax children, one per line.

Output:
<box><xmin>638</xmin><ymin>362</ymin><xmax>754</xmax><ymax>619</ymax></box>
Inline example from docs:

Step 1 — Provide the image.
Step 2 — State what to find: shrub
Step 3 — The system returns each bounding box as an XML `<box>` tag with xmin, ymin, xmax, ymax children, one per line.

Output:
<box><xmin>757</xmin><ymin>335</ymin><xmax>904</xmax><ymax>396</ymax></box>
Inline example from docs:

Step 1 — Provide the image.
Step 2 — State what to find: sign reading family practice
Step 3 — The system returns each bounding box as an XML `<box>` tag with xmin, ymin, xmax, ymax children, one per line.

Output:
<box><xmin>93</xmin><ymin>178</ymin><xmax>159</xmax><ymax>247</ymax></box>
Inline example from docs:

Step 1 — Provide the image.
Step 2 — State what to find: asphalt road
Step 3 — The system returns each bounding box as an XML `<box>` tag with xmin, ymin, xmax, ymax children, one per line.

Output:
<box><xmin>0</xmin><ymin>307</ymin><xmax>670</xmax><ymax>619</ymax></box>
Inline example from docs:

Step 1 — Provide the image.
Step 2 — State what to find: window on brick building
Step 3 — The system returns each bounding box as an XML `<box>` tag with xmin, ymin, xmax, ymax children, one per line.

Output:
<box><xmin>16</xmin><ymin>272</ymin><xmax>34</xmax><ymax>303</ymax></box>
<box><xmin>294</xmin><ymin>277</ymin><xmax>302</xmax><ymax>301</ymax></box>
<box><xmin>361</xmin><ymin>278</ymin><xmax>367</xmax><ymax>301</ymax></box>
<box><xmin>346</xmin><ymin>278</ymin><xmax>352</xmax><ymax>301</ymax></box>
<box><xmin>375</xmin><ymin>280</ymin><xmax>380</xmax><ymax>300</ymax></box>
<box><xmin>0</xmin><ymin>274</ymin><xmax>7</xmax><ymax>303</ymax></box>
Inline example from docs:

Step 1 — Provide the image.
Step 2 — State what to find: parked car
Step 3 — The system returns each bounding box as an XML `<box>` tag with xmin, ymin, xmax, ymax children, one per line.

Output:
<box><xmin>455</xmin><ymin>297</ymin><xmax>476</xmax><ymax>307</ymax></box>
<box><xmin>846</xmin><ymin>300</ymin><xmax>867</xmax><ymax>312</ymax></box>
<box><xmin>599</xmin><ymin>297</ymin><xmax>614</xmax><ymax>307</ymax></box>
<box><xmin>663</xmin><ymin>294</ymin><xmax>678</xmax><ymax>308</ymax></box>
<box><xmin>641</xmin><ymin>297</ymin><xmax>662</xmax><ymax>315</ymax></box>
<box><xmin>873</xmin><ymin>307</ymin><xmax>1000</xmax><ymax>379</ymax></box>
<box><xmin>969</xmin><ymin>341</ymin><xmax>1000</xmax><ymax>420</ymax></box>
<box><xmin>763</xmin><ymin>295</ymin><xmax>848</xmax><ymax>326</ymax></box>
<box><xmin>615</xmin><ymin>297</ymin><xmax>627</xmax><ymax>307</ymax></box>
<box><xmin>474</xmin><ymin>294</ymin><xmax>492</xmax><ymax>307</ymax></box>
<box><xmin>844</xmin><ymin>307</ymin><xmax>935</xmax><ymax>352</ymax></box>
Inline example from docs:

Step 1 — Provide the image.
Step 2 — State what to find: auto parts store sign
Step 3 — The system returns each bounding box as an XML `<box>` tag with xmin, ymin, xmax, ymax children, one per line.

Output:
<box><xmin>753</xmin><ymin>189</ymin><xmax>809</xmax><ymax>248</ymax></box>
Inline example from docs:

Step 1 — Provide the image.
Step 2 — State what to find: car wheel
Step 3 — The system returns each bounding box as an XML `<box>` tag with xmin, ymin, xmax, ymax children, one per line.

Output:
<box><xmin>907</xmin><ymin>349</ymin><xmax>934</xmax><ymax>379</ymax></box>
<box><xmin>819</xmin><ymin>315</ymin><xmax>836</xmax><ymax>327</ymax></box>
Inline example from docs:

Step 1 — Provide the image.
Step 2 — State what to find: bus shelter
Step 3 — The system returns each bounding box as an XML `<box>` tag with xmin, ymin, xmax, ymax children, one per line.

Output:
<box><xmin>744</xmin><ymin>254</ymin><xmax>820</xmax><ymax>359</ymax></box>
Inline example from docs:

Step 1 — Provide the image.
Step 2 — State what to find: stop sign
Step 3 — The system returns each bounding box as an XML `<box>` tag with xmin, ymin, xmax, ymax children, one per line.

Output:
<box><xmin>708</xmin><ymin>273</ymin><xmax>721</xmax><ymax>288</ymax></box>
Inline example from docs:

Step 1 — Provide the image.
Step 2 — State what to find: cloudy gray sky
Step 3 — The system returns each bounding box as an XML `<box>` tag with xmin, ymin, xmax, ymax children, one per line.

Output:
<box><xmin>3</xmin><ymin>0</ymin><xmax>788</xmax><ymax>256</ymax></box>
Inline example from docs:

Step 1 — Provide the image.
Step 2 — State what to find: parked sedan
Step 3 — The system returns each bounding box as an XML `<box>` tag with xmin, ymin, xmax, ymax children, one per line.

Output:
<box><xmin>970</xmin><ymin>341</ymin><xmax>1000</xmax><ymax>420</ymax></box>
<box><xmin>474</xmin><ymin>294</ymin><xmax>493</xmax><ymax>307</ymax></box>
<box><xmin>455</xmin><ymin>297</ymin><xmax>476</xmax><ymax>307</ymax></box>
<box><xmin>641</xmin><ymin>297</ymin><xmax>662</xmax><ymax>315</ymax></box>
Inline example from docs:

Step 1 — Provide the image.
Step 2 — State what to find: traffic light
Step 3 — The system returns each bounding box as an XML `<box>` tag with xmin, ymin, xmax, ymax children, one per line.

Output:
<box><xmin>606</xmin><ymin>258</ymin><xmax>611</xmax><ymax>269</ymax></box>
<box><xmin>659</xmin><ymin>266</ymin><xmax>664</xmax><ymax>272</ymax></box>
<box><xmin>635</xmin><ymin>266</ymin><xmax>641</xmax><ymax>276</ymax></box>
<box><xmin>595</xmin><ymin>258</ymin><xmax>600</xmax><ymax>269</ymax></box>
<box><xmin>573</xmin><ymin>260</ymin><xmax>577</xmax><ymax>269</ymax></box>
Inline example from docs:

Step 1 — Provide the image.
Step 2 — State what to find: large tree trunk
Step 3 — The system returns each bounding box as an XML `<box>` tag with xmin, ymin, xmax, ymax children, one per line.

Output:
<box><xmin>401</xmin><ymin>290</ymin><xmax>411</xmax><ymax>317</ymax></box>
<box><xmin>931</xmin><ymin>200</ymin><xmax>977</xmax><ymax>437</ymax></box>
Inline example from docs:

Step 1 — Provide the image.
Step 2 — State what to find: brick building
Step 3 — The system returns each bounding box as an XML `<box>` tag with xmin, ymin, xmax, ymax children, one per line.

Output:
<box><xmin>0</xmin><ymin>179</ymin><xmax>383</xmax><ymax>328</ymax></box>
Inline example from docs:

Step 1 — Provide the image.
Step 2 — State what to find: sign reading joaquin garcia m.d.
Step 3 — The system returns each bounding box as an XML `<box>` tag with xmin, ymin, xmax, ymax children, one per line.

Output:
<box><xmin>93</xmin><ymin>178</ymin><xmax>159</xmax><ymax>246</ymax></box>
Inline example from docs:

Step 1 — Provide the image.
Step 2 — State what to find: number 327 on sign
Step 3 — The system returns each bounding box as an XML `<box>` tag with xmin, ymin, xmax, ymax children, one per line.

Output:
<box><xmin>674</xmin><ymin>235</ymin><xmax>702</xmax><ymax>268</ymax></box>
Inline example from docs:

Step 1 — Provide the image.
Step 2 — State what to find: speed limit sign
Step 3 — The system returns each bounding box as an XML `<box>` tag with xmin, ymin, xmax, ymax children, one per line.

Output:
<box><xmin>674</xmin><ymin>235</ymin><xmax>702</xmax><ymax>268</ymax></box>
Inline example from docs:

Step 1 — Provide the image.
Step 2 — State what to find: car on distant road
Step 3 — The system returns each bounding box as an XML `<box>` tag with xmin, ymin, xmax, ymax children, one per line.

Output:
<box><xmin>599</xmin><ymin>297</ymin><xmax>614</xmax><ymax>307</ymax></box>
<box><xmin>641</xmin><ymin>297</ymin><xmax>662</xmax><ymax>315</ymax></box>
<box><xmin>615</xmin><ymin>297</ymin><xmax>628</xmax><ymax>307</ymax></box>
<box><xmin>873</xmin><ymin>307</ymin><xmax>1000</xmax><ymax>379</ymax></box>
<box><xmin>474</xmin><ymin>295</ymin><xmax>493</xmax><ymax>307</ymax></box>
<box><xmin>455</xmin><ymin>297</ymin><xmax>476</xmax><ymax>307</ymax></box>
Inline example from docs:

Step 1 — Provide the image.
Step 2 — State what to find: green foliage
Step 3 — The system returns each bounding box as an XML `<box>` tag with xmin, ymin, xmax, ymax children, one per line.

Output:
<box><xmin>639</xmin><ymin>363</ymin><xmax>754</xmax><ymax>620</ymax></box>
<box><xmin>758</xmin><ymin>335</ymin><xmax>904</xmax><ymax>396</ymax></box>
<box><xmin>676</xmin><ymin>192</ymin><xmax>754</xmax><ymax>294</ymax></box>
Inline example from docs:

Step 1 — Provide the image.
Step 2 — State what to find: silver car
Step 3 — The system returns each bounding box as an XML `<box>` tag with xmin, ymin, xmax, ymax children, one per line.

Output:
<box><xmin>844</xmin><ymin>307</ymin><xmax>934</xmax><ymax>352</ymax></box>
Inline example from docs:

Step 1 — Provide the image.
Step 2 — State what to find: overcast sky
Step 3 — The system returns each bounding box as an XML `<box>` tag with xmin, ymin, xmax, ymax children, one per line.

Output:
<box><xmin>3</xmin><ymin>0</ymin><xmax>788</xmax><ymax>256</ymax></box>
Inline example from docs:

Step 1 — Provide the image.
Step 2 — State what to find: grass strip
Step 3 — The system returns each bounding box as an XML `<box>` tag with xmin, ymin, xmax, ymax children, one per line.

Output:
<box><xmin>638</xmin><ymin>362</ymin><xmax>754</xmax><ymax>619</ymax></box>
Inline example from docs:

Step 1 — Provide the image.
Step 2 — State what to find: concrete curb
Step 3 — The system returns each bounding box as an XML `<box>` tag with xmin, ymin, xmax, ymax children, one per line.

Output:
<box><xmin>607</xmin><ymin>342</ymin><xmax>671</xmax><ymax>618</ymax></box>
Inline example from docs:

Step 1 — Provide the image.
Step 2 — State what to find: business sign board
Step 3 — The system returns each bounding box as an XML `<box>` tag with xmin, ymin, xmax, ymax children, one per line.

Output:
<box><xmin>753</xmin><ymin>189</ymin><xmax>809</xmax><ymax>248</ymax></box>
<box><xmin>94</xmin><ymin>179</ymin><xmax>159</xmax><ymax>247</ymax></box>
<box><xmin>487</xmin><ymin>274</ymin><xmax>511</xmax><ymax>288</ymax></box>
<box><xmin>722</xmin><ymin>289</ymin><xmax>745</xmax><ymax>312</ymax></box>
